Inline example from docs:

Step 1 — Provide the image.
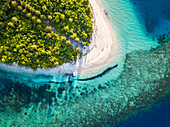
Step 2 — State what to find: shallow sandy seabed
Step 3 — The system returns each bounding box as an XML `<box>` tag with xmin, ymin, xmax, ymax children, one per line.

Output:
<box><xmin>0</xmin><ymin>37</ymin><xmax>169</xmax><ymax>127</ymax></box>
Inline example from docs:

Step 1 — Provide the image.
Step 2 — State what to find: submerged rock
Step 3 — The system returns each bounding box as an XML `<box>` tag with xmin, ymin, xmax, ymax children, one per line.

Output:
<box><xmin>0</xmin><ymin>37</ymin><xmax>169</xmax><ymax>126</ymax></box>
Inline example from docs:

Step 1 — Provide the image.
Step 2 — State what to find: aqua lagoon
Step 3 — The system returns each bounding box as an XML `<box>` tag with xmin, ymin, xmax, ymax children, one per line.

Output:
<box><xmin>0</xmin><ymin>0</ymin><xmax>169</xmax><ymax>126</ymax></box>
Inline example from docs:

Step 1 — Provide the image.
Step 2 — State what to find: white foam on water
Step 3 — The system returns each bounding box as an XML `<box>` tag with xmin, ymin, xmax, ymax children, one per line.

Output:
<box><xmin>0</xmin><ymin>0</ymin><xmax>160</xmax><ymax>85</ymax></box>
<box><xmin>74</xmin><ymin>0</ymin><xmax>159</xmax><ymax>84</ymax></box>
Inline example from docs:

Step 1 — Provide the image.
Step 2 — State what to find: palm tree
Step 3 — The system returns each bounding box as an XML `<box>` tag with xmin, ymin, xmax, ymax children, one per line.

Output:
<box><xmin>26</xmin><ymin>13</ymin><xmax>32</xmax><ymax>18</ymax></box>
<box><xmin>46</xmin><ymin>26</ymin><xmax>52</xmax><ymax>31</ymax></box>
<box><xmin>66</xmin><ymin>40</ymin><xmax>71</xmax><ymax>45</ymax></box>
<box><xmin>60</xmin><ymin>14</ymin><xmax>65</xmax><ymax>21</ymax></box>
<box><xmin>48</xmin><ymin>15</ymin><xmax>52</xmax><ymax>20</ymax></box>
<box><xmin>42</xmin><ymin>5</ymin><xmax>47</xmax><ymax>11</ymax></box>
<box><xmin>36</xmin><ymin>19</ymin><xmax>42</xmax><ymax>24</ymax></box>
<box><xmin>32</xmin><ymin>16</ymin><xmax>37</xmax><ymax>22</ymax></box>
<box><xmin>17</xmin><ymin>6</ymin><xmax>22</xmax><ymax>11</ymax></box>
<box><xmin>75</xmin><ymin>37</ymin><xmax>80</xmax><ymax>42</ymax></box>
<box><xmin>8</xmin><ymin>22</ymin><xmax>14</xmax><ymax>27</ymax></box>
<box><xmin>61</xmin><ymin>36</ymin><xmax>66</xmax><ymax>42</ymax></box>
<box><xmin>11</xmin><ymin>1</ymin><xmax>18</xmax><ymax>7</ymax></box>
<box><xmin>76</xmin><ymin>47</ymin><xmax>81</xmax><ymax>52</ymax></box>
<box><xmin>35</xmin><ymin>10</ymin><xmax>41</xmax><ymax>16</ymax></box>
<box><xmin>46</xmin><ymin>33</ymin><xmax>52</xmax><ymax>38</ymax></box>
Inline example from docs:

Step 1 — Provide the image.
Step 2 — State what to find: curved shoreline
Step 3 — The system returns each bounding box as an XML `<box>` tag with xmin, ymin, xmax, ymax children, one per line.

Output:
<box><xmin>75</xmin><ymin>0</ymin><xmax>119</xmax><ymax>75</ymax></box>
<box><xmin>0</xmin><ymin>0</ymin><xmax>119</xmax><ymax>78</ymax></box>
<box><xmin>0</xmin><ymin>35</ymin><xmax>169</xmax><ymax>127</ymax></box>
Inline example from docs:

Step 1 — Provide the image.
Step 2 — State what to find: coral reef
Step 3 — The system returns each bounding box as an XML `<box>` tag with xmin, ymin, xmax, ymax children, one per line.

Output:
<box><xmin>0</xmin><ymin>37</ymin><xmax>169</xmax><ymax>126</ymax></box>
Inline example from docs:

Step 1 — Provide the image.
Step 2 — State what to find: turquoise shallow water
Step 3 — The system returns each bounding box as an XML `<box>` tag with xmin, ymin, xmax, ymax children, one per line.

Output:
<box><xmin>0</xmin><ymin>0</ymin><xmax>160</xmax><ymax>84</ymax></box>
<box><xmin>78</xmin><ymin>0</ymin><xmax>160</xmax><ymax>80</ymax></box>
<box><xmin>0</xmin><ymin>0</ymin><xmax>169</xmax><ymax>126</ymax></box>
<box><xmin>102</xmin><ymin>0</ymin><xmax>159</xmax><ymax>52</ymax></box>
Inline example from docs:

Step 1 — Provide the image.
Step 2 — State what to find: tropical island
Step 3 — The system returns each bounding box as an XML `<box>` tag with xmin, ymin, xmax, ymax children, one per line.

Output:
<box><xmin>0</xmin><ymin>0</ymin><xmax>93</xmax><ymax>70</ymax></box>
<box><xmin>0</xmin><ymin>0</ymin><xmax>118</xmax><ymax>77</ymax></box>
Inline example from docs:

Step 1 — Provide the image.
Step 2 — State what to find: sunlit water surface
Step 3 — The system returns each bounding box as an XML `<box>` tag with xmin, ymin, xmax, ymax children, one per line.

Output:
<box><xmin>0</xmin><ymin>0</ymin><xmax>169</xmax><ymax>126</ymax></box>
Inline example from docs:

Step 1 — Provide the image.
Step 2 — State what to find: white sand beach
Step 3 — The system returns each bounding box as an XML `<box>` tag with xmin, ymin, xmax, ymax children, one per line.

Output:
<box><xmin>0</xmin><ymin>0</ymin><xmax>119</xmax><ymax>77</ymax></box>
<box><xmin>75</xmin><ymin>0</ymin><xmax>118</xmax><ymax>74</ymax></box>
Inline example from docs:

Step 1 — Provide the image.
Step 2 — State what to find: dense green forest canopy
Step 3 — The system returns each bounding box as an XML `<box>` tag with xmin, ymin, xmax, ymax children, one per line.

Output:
<box><xmin>0</xmin><ymin>0</ymin><xmax>93</xmax><ymax>70</ymax></box>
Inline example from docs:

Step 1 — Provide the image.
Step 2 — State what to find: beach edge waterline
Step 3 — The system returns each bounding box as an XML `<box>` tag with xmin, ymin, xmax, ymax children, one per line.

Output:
<box><xmin>0</xmin><ymin>0</ymin><xmax>119</xmax><ymax>79</ymax></box>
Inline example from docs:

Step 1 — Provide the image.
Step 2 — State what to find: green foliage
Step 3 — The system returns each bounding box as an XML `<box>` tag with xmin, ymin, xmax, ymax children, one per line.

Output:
<box><xmin>0</xmin><ymin>0</ymin><xmax>93</xmax><ymax>70</ymax></box>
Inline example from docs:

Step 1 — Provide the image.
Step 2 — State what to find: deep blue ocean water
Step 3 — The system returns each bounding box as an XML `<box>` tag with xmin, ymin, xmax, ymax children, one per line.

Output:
<box><xmin>116</xmin><ymin>0</ymin><xmax>170</xmax><ymax>126</ymax></box>
<box><xmin>101</xmin><ymin>0</ymin><xmax>170</xmax><ymax>126</ymax></box>
<box><xmin>0</xmin><ymin>0</ymin><xmax>169</xmax><ymax>126</ymax></box>
<box><xmin>130</xmin><ymin>0</ymin><xmax>170</xmax><ymax>37</ymax></box>
<box><xmin>117</xmin><ymin>96</ymin><xmax>170</xmax><ymax>127</ymax></box>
